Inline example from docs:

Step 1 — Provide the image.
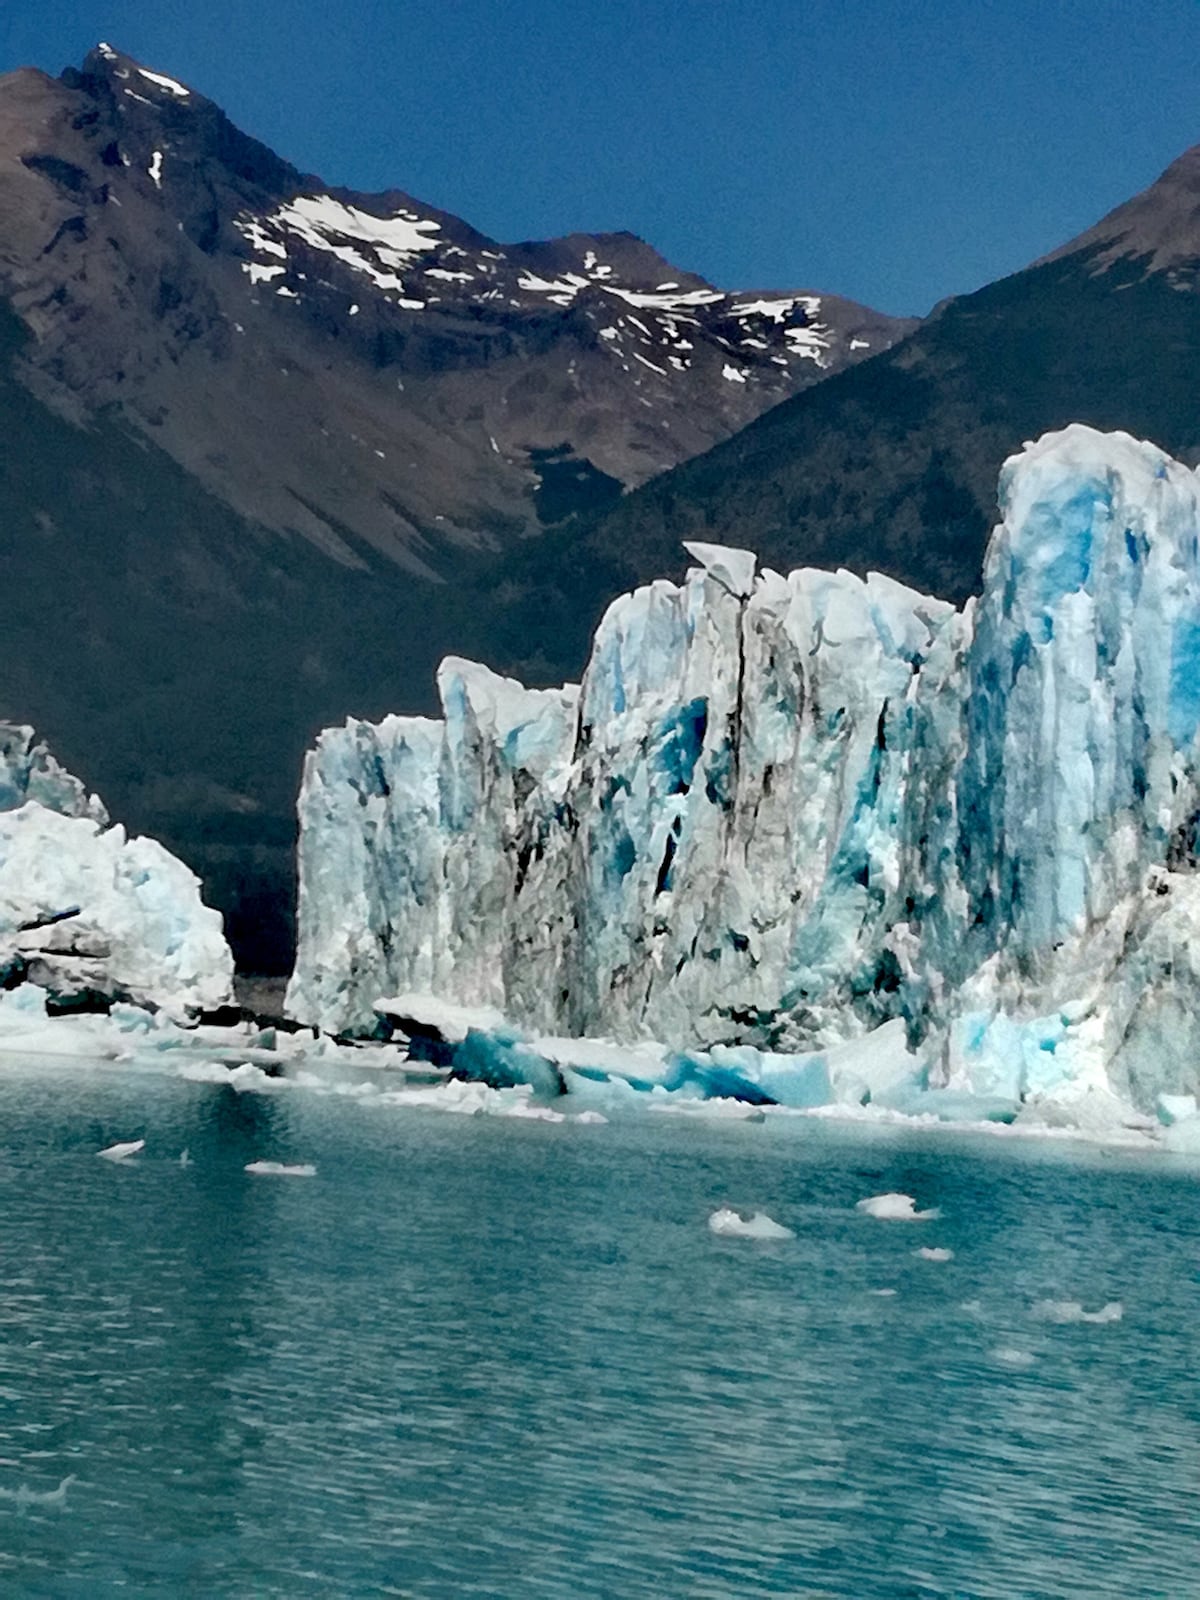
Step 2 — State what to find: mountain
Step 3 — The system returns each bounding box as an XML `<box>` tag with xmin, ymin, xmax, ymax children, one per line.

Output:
<box><xmin>547</xmin><ymin>142</ymin><xmax>1200</xmax><ymax>612</ymax></box>
<box><xmin>0</xmin><ymin>44</ymin><xmax>910</xmax><ymax>969</ymax></box>
<box><xmin>3</xmin><ymin>44</ymin><xmax>908</xmax><ymax>555</ymax></box>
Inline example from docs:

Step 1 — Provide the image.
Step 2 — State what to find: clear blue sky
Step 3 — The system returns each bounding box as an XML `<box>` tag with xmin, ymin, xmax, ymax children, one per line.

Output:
<box><xmin>3</xmin><ymin>1</ymin><xmax>1199</xmax><ymax>316</ymax></box>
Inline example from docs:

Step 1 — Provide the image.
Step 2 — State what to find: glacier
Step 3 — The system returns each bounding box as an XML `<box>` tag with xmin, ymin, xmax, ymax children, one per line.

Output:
<box><xmin>286</xmin><ymin>425</ymin><xmax>1200</xmax><ymax>1132</ymax></box>
<box><xmin>0</xmin><ymin>724</ymin><xmax>233</xmax><ymax>1018</ymax></box>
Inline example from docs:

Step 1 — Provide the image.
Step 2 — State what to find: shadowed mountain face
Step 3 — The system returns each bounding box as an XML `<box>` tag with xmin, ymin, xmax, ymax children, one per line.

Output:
<box><xmin>552</xmin><ymin>142</ymin><xmax>1200</xmax><ymax>616</ymax></box>
<box><xmin>0</xmin><ymin>45</ymin><xmax>910</xmax><ymax>970</ymax></box>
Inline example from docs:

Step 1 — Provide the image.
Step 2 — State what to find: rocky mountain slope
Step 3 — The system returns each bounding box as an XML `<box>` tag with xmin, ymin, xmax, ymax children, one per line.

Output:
<box><xmin>0</xmin><ymin>45</ymin><xmax>908</xmax><ymax>969</ymax></box>
<box><xmin>554</xmin><ymin>141</ymin><xmax>1200</xmax><ymax>612</ymax></box>
<box><xmin>1</xmin><ymin>44</ymin><xmax>907</xmax><ymax>559</ymax></box>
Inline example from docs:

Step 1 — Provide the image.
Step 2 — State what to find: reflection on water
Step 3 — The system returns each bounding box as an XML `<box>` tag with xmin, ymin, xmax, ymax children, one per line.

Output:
<box><xmin>0</xmin><ymin>1057</ymin><xmax>1197</xmax><ymax>1597</ymax></box>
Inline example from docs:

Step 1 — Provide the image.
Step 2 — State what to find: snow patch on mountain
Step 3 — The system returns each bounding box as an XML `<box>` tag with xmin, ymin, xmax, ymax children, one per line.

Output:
<box><xmin>137</xmin><ymin>67</ymin><xmax>190</xmax><ymax>99</ymax></box>
<box><xmin>235</xmin><ymin>195</ymin><xmax>443</xmax><ymax>301</ymax></box>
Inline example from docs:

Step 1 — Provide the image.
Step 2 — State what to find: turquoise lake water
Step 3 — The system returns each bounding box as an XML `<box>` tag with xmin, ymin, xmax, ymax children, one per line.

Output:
<box><xmin>0</xmin><ymin>1058</ymin><xmax>1197</xmax><ymax>1598</ymax></box>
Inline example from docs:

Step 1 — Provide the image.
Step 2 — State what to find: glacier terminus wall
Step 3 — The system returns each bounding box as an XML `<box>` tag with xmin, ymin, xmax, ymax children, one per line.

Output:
<box><xmin>287</xmin><ymin>426</ymin><xmax>1200</xmax><ymax>1117</ymax></box>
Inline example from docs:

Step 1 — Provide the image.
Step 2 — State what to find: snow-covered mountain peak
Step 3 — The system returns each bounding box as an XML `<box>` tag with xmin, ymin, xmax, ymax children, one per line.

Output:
<box><xmin>227</xmin><ymin>178</ymin><xmax>851</xmax><ymax>385</ymax></box>
<box><xmin>57</xmin><ymin>45</ymin><xmax>906</xmax><ymax>426</ymax></box>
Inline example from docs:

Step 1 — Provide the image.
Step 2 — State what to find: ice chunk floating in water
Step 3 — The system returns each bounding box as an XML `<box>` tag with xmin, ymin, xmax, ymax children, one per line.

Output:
<box><xmin>856</xmin><ymin>1193</ymin><xmax>940</xmax><ymax>1221</ymax></box>
<box><xmin>708</xmin><ymin>1208</ymin><xmax>794</xmax><ymax>1240</ymax></box>
<box><xmin>992</xmin><ymin>1347</ymin><xmax>1037</xmax><ymax>1368</ymax></box>
<box><xmin>0</xmin><ymin>1473</ymin><xmax>76</xmax><ymax>1513</ymax></box>
<box><xmin>97</xmin><ymin>1139</ymin><xmax>144</xmax><ymax>1162</ymax></box>
<box><xmin>1031</xmin><ymin>1299</ymin><xmax>1123</xmax><ymax>1325</ymax></box>
<box><xmin>286</xmin><ymin>426</ymin><xmax>1200</xmax><ymax>1132</ymax></box>
<box><xmin>245</xmin><ymin>1161</ymin><xmax>317</xmax><ymax>1178</ymax></box>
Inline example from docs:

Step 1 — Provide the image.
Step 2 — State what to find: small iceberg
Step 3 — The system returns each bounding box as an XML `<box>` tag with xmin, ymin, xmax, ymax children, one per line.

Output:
<box><xmin>97</xmin><ymin>1138</ymin><xmax>144</xmax><ymax>1162</ymax></box>
<box><xmin>915</xmin><ymin>1246</ymin><xmax>954</xmax><ymax>1261</ymax></box>
<box><xmin>244</xmin><ymin>1161</ymin><xmax>317</xmax><ymax>1178</ymax></box>
<box><xmin>993</xmin><ymin>1347</ymin><xmax>1036</xmax><ymax>1368</ymax></box>
<box><xmin>856</xmin><ymin>1192</ymin><xmax>940</xmax><ymax>1221</ymax></box>
<box><xmin>179</xmin><ymin>1061</ymin><xmax>289</xmax><ymax>1093</ymax></box>
<box><xmin>1031</xmin><ymin>1299</ymin><xmax>1123</xmax><ymax>1324</ymax></box>
<box><xmin>708</xmin><ymin>1207</ymin><xmax>794</xmax><ymax>1240</ymax></box>
<box><xmin>0</xmin><ymin>1472</ymin><xmax>76</xmax><ymax>1512</ymax></box>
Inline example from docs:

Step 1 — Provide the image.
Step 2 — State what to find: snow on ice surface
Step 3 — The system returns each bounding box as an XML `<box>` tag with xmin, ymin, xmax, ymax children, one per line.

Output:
<box><xmin>856</xmin><ymin>1194</ymin><xmax>940</xmax><ymax>1221</ymax></box>
<box><xmin>708</xmin><ymin>1208</ymin><xmax>795</xmax><ymax>1240</ymax></box>
<box><xmin>286</xmin><ymin>425</ymin><xmax>1200</xmax><ymax>1133</ymax></box>
<box><xmin>147</xmin><ymin>151</ymin><xmax>162</xmax><ymax>188</ymax></box>
<box><xmin>721</xmin><ymin>364</ymin><xmax>747</xmax><ymax>382</ymax></box>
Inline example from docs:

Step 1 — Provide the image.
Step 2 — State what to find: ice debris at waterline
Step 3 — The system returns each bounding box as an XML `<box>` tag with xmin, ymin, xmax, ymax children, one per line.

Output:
<box><xmin>0</xmin><ymin>724</ymin><xmax>232</xmax><ymax>1018</ymax></box>
<box><xmin>375</xmin><ymin>996</ymin><xmax>916</xmax><ymax>1113</ymax></box>
<box><xmin>708</xmin><ymin>1208</ymin><xmax>795</xmax><ymax>1240</ymax></box>
<box><xmin>286</xmin><ymin>425</ymin><xmax>1200</xmax><ymax>1134</ymax></box>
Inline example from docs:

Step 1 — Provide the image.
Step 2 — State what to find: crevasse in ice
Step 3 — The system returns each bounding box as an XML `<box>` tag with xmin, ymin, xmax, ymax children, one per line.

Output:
<box><xmin>286</xmin><ymin>426</ymin><xmax>1200</xmax><ymax>1120</ymax></box>
<box><xmin>0</xmin><ymin>724</ymin><xmax>233</xmax><ymax>1016</ymax></box>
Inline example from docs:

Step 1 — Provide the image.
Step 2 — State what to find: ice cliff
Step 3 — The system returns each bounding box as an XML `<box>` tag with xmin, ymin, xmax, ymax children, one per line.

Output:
<box><xmin>287</xmin><ymin>426</ymin><xmax>1200</xmax><ymax>1120</ymax></box>
<box><xmin>0</xmin><ymin>725</ymin><xmax>233</xmax><ymax>1016</ymax></box>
